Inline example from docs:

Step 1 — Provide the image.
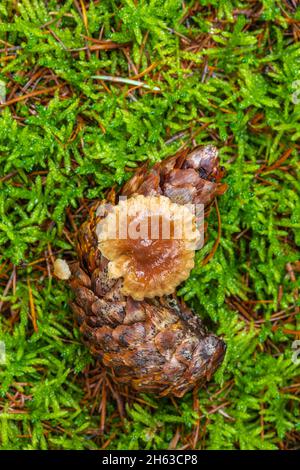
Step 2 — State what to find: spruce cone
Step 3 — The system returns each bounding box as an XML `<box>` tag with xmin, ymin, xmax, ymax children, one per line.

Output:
<box><xmin>66</xmin><ymin>146</ymin><xmax>227</xmax><ymax>397</ymax></box>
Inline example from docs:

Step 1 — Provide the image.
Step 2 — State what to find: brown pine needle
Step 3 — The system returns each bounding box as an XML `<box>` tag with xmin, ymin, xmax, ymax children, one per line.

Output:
<box><xmin>202</xmin><ymin>198</ymin><xmax>222</xmax><ymax>266</ymax></box>
<box><xmin>27</xmin><ymin>277</ymin><xmax>38</xmax><ymax>333</ymax></box>
<box><xmin>0</xmin><ymin>85</ymin><xmax>62</xmax><ymax>109</ymax></box>
<box><xmin>79</xmin><ymin>0</ymin><xmax>89</xmax><ymax>32</ymax></box>
<box><xmin>81</xmin><ymin>35</ymin><xmax>128</xmax><ymax>50</ymax></box>
<box><xmin>257</xmin><ymin>147</ymin><xmax>294</xmax><ymax>174</ymax></box>
<box><xmin>130</xmin><ymin>61</ymin><xmax>159</xmax><ymax>80</ymax></box>
<box><xmin>100</xmin><ymin>380</ymin><xmax>107</xmax><ymax>433</ymax></box>
<box><xmin>0</xmin><ymin>268</ymin><xmax>15</xmax><ymax>312</ymax></box>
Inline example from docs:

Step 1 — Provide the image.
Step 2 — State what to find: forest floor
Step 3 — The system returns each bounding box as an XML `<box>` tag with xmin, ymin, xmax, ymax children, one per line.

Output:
<box><xmin>0</xmin><ymin>0</ymin><xmax>299</xmax><ymax>450</ymax></box>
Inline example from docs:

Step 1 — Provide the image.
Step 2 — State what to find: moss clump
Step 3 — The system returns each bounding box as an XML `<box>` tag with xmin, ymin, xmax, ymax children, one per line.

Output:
<box><xmin>0</xmin><ymin>0</ymin><xmax>299</xmax><ymax>450</ymax></box>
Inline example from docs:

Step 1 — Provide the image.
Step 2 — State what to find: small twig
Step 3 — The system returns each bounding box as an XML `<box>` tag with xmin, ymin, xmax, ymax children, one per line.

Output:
<box><xmin>92</xmin><ymin>75</ymin><xmax>160</xmax><ymax>91</ymax></box>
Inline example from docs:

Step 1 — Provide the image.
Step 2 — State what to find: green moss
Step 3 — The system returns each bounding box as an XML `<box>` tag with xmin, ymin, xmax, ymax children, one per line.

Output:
<box><xmin>0</xmin><ymin>0</ymin><xmax>299</xmax><ymax>450</ymax></box>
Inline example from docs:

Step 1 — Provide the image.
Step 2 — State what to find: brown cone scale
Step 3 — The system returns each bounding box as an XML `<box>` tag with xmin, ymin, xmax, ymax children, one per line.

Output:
<box><xmin>69</xmin><ymin>146</ymin><xmax>227</xmax><ymax>397</ymax></box>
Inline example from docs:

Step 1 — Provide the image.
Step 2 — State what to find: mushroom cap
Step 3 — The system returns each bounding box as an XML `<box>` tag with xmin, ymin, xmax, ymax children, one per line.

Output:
<box><xmin>96</xmin><ymin>195</ymin><xmax>200</xmax><ymax>300</ymax></box>
<box><xmin>53</xmin><ymin>259</ymin><xmax>71</xmax><ymax>280</ymax></box>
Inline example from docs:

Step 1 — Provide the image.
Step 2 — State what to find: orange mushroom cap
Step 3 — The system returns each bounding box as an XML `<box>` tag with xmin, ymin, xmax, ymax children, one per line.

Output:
<box><xmin>96</xmin><ymin>195</ymin><xmax>200</xmax><ymax>301</ymax></box>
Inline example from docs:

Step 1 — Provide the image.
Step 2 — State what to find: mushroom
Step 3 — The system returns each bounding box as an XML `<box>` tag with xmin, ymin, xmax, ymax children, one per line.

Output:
<box><xmin>53</xmin><ymin>258</ymin><xmax>71</xmax><ymax>280</ymax></box>
<box><xmin>96</xmin><ymin>195</ymin><xmax>200</xmax><ymax>301</ymax></box>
